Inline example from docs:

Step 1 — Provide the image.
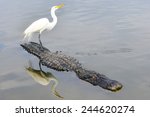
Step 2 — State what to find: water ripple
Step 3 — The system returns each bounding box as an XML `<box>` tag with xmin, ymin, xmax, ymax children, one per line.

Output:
<box><xmin>102</xmin><ymin>48</ymin><xmax>133</xmax><ymax>54</ymax></box>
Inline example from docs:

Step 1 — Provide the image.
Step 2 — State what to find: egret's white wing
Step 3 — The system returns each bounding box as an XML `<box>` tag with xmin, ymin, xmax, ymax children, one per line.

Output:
<box><xmin>24</xmin><ymin>18</ymin><xmax>49</xmax><ymax>34</ymax></box>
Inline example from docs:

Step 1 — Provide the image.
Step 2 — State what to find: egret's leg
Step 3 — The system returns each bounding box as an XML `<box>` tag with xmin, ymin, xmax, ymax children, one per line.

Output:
<box><xmin>38</xmin><ymin>34</ymin><xmax>43</xmax><ymax>50</ymax></box>
<box><xmin>39</xmin><ymin>60</ymin><xmax>43</xmax><ymax>71</ymax></box>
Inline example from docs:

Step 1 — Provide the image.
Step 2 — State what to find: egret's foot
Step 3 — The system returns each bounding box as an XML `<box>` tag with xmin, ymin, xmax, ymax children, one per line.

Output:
<box><xmin>39</xmin><ymin>46</ymin><xmax>44</xmax><ymax>51</ymax></box>
<box><xmin>39</xmin><ymin>42</ymin><xmax>44</xmax><ymax>51</ymax></box>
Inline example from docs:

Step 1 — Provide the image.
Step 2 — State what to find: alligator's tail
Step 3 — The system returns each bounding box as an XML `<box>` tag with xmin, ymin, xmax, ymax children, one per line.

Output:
<box><xmin>75</xmin><ymin>68</ymin><xmax>122</xmax><ymax>92</ymax></box>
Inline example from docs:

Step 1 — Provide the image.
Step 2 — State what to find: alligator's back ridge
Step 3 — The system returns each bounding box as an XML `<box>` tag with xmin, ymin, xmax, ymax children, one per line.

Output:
<box><xmin>21</xmin><ymin>42</ymin><xmax>122</xmax><ymax>92</ymax></box>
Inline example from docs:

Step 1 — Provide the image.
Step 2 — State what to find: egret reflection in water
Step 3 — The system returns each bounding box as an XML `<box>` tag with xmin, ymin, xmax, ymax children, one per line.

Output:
<box><xmin>25</xmin><ymin>62</ymin><xmax>63</xmax><ymax>99</ymax></box>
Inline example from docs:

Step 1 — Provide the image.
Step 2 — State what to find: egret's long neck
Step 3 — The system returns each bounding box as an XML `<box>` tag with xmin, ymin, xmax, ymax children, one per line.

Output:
<box><xmin>51</xmin><ymin>9</ymin><xmax>57</xmax><ymax>26</ymax></box>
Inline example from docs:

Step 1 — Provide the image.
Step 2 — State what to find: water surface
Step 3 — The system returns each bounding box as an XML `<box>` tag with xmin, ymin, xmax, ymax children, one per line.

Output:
<box><xmin>0</xmin><ymin>0</ymin><xmax>150</xmax><ymax>99</ymax></box>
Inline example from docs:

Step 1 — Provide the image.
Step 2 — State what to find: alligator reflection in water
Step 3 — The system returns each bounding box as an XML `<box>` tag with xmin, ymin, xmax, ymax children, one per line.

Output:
<box><xmin>21</xmin><ymin>42</ymin><xmax>123</xmax><ymax>92</ymax></box>
<box><xmin>25</xmin><ymin>62</ymin><xmax>63</xmax><ymax>99</ymax></box>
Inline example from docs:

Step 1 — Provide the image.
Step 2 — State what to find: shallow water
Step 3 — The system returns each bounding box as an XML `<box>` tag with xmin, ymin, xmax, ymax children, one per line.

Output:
<box><xmin>0</xmin><ymin>0</ymin><xmax>150</xmax><ymax>99</ymax></box>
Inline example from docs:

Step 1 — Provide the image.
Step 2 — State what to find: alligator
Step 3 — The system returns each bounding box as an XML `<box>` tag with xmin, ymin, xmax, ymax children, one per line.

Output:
<box><xmin>21</xmin><ymin>42</ymin><xmax>123</xmax><ymax>92</ymax></box>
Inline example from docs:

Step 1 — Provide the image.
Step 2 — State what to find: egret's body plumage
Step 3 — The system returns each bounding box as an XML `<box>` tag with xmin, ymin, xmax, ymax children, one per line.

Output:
<box><xmin>23</xmin><ymin>4</ymin><xmax>64</xmax><ymax>44</ymax></box>
<box><xmin>24</xmin><ymin>18</ymin><xmax>51</xmax><ymax>40</ymax></box>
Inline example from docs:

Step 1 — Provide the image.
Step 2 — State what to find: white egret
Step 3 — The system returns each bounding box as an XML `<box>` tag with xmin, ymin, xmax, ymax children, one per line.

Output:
<box><xmin>23</xmin><ymin>4</ymin><xmax>64</xmax><ymax>47</ymax></box>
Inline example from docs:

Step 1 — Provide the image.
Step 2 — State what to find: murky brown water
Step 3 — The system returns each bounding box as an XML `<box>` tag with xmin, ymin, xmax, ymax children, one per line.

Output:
<box><xmin>0</xmin><ymin>0</ymin><xmax>150</xmax><ymax>99</ymax></box>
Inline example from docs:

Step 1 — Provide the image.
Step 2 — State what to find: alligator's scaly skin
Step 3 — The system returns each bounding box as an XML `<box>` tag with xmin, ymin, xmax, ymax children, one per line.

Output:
<box><xmin>21</xmin><ymin>42</ymin><xmax>122</xmax><ymax>91</ymax></box>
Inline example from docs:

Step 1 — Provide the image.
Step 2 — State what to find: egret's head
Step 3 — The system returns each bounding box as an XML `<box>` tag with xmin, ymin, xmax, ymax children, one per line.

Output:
<box><xmin>51</xmin><ymin>4</ymin><xmax>64</xmax><ymax>11</ymax></box>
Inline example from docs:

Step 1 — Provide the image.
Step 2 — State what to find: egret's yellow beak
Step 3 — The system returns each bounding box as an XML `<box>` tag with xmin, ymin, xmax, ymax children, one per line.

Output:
<box><xmin>55</xmin><ymin>3</ymin><xmax>64</xmax><ymax>9</ymax></box>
